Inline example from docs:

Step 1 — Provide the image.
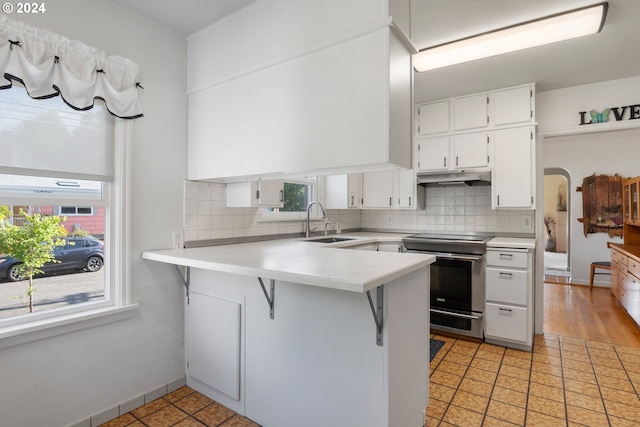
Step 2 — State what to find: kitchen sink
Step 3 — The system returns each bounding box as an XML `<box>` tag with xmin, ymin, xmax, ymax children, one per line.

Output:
<box><xmin>302</xmin><ymin>237</ymin><xmax>356</xmax><ymax>243</ymax></box>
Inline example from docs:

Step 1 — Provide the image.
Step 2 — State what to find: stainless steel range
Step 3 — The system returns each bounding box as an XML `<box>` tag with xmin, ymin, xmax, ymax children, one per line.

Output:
<box><xmin>402</xmin><ymin>233</ymin><xmax>492</xmax><ymax>339</ymax></box>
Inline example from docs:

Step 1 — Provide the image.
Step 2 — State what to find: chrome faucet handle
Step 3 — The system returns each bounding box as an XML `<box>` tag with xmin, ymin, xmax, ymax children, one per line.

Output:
<box><xmin>324</xmin><ymin>221</ymin><xmax>334</xmax><ymax>236</ymax></box>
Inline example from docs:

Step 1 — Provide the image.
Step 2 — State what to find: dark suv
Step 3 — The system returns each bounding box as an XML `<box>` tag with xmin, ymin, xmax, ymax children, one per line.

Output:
<box><xmin>0</xmin><ymin>236</ymin><xmax>104</xmax><ymax>281</ymax></box>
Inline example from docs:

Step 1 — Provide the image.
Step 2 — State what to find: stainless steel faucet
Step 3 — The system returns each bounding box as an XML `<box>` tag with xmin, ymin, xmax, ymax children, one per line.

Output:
<box><xmin>306</xmin><ymin>201</ymin><xmax>327</xmax><ymax>238</ymax></box>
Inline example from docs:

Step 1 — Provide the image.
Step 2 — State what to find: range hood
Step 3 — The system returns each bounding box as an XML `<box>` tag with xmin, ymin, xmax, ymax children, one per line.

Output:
<box><xmin>417</xmin><ymin>170</ymin><xmax>491</xmax><ymax>187</ymax></box>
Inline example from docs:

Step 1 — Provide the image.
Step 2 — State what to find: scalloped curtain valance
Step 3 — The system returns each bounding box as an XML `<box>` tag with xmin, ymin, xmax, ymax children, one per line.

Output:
<box><xmin>0</xmin><ymin>15</ymin><xmax>143</xmax><ymax>119</ymax></box>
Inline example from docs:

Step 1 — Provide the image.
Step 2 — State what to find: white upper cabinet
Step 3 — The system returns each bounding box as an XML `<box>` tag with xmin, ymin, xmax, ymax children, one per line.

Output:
<box><xmin>493</xmin><ymin>85</ymin><xmax>534</xmax><ymax>127</ymax></box>
<box><xmin>453</xmin><ymin>93</ymin><xmax>489</xmax><ymax>131</ymax></box>
<box><xmin>415</xmin><ymin>137</ymin><xmax>449</xmax><ymax>172</ymax></box>
<box><xmin>491</xmin><ymin>127</ymin><xmax>535</xmax><ymax>210</ymax></box>
<box><xmin>226</xmin><ymin>179</ymin><xmax>284</xmax><ymax>208</ymax></box>
<box><xmin>362</xmin><ymin>171</ymin><xmax>394</xmax><ymax>209</ymax></box>
<box><xmin>414</xmin><ymin>83</ymin><xmax>535</xmax><ymax>136</ymax></box>
<box><xmin>452</xmin><ymin>133</ymin><xmax>489</xmax><ymax>169</ymax></box>
<box><xmin>326</xmin><ymin>170</ymin><xmax>421</xmax><ymax>210</ymax></box>
<box><xmin>415</xmin><ymin>100</ymin><xmax>449</xmax><ymax>137</ymax></box>
<box><xmin>187</xmin><ymin>0</ymin><xmax>415</xmax><ymax>181</ymax></box>
<box><xmin>396</xmin><ymin>169</ymin><xmax>423</xmax><ymax>209</ymax></box>
<box><xmin>415</xmin><ymin>134</ymin><xmax>488</xmax><ymax>172</ymax></box>
<box><xmin>325</xmin><ymin>174</ymin><xmax>362</xmax><ymax>209</ymax></box>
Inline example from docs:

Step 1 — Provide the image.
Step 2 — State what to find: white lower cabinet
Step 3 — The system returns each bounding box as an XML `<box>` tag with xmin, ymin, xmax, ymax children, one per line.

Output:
<box><xmin>183</xmin><ymin>266</ymin><xmax>430</xmax><ymax>427</ymax></box>
<box><xmin>485</xmin><ymin>243</ymin><xmax>534</xmax><ymax>351</ymax></box>
<box><xmin>185</xmin><ymin>270</ymin><xmax>246</xmax><ymax>414</ymax></box>
<box><xmin>485</xmin><ymin>303</ymin><xmax>528</xmax><ymax>342</ymax></box>
<box><xmin>186</xmin><ymin>291</ymin><xmax>241</xmax><ymax>400</ymax></box>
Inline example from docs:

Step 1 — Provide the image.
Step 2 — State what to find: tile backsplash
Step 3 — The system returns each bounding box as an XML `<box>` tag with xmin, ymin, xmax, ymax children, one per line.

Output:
<box><xmin>183</xmin><ymin>181</ymin><xmax>534</xmax><ymax>242</ymax></box>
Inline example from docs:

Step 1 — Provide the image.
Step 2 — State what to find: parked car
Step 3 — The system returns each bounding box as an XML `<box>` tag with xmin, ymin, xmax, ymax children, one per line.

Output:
<box><xmin>0</xmin><ymin>236</ymin><xmax>104</xmax><ymax>281</ymax></box>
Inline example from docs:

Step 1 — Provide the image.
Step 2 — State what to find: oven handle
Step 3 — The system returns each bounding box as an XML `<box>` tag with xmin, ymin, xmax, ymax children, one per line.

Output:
<box><xmin>405</xmin><ymin>250</ymin><xmax>484</xmax><ymax>262</ymax></box>
<box><xmin>430</xmin><ymin>308</ymin><xmax>483</xmax><ymax>320</ymax></box>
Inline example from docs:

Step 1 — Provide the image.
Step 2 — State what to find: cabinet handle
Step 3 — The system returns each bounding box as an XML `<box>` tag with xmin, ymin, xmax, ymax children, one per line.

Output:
<box><xmin>444</xmin><ymin>158</ymin><xmax>447</xmax><ymax>168</ymax></box>
<box><xmin>389</xmin><ymin>197</ymin><xmax>392</xmax><ymax>207</ymax></box>
<box><xmin>456</xmin><ymin>156</ymin><xmax>459</xmax><ymax>167</ymax></box>
<box><xmin>409</xmin><ymin>196</ymin><xmax>412</xmax><ymax>206</ymax></box>
<box><xmin>497</xmin><ymin>195</ymin><xmax>500</xmax><ymax>206</ymax></box>
<box><xmin>280</xmin><ymin>190</ymin><xmax>284</xmax><ymax>202</ymax></box>
<box><xmin>351</xmin><ymin>195</ymin><xmax>354</xmax><ymax>206</ymax></box>
<box><xmin>499</xmin><ymin>272</ymin><xmax>513</xmax><ymax>278</ymax></box>
<box><xmin>499</xmin><ymin>253</ymin><xmax>513</xmax><ymax>258</ymax></box>
<box><xmin>499</xmin><ymin>307</ymin><xmax>513</xmax><ymax>312</ymax></box>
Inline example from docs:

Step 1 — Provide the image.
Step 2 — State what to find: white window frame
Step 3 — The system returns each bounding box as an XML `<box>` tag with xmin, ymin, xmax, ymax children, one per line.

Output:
<box><xmin>0</xmin><ymin>118</ymin><xmax>137</xmax><ymax>349</ymax></box>
<box><xmin>258</xmin><ymin>177</ymin><xmax>321</xmax><ymax>222</ymax></box>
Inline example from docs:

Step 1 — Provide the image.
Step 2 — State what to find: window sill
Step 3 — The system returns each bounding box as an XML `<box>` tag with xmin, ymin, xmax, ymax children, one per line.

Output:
<box><xmin>0</xmin><ymin>304</ymin><xmax>139</xmax><ymax>350</ymax></box>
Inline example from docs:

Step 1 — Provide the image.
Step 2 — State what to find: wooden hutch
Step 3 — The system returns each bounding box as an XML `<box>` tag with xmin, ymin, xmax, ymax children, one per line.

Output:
<box><xmin>609</xmin><ymin>176</ymin><xmax>640</xmax><ymax>326</ymax></box>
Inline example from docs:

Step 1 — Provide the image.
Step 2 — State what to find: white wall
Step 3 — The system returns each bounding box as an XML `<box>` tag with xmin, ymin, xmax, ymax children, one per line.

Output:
<box><xmin>543</xmin><ymin>128</ymin><xmax>639</xmax><ymax>284</ymax></box>
<box><xmin>0</xmin><ymin>1</ymin><xmax>188</xmax><ymax>426</ymax></box>
<box><xmin>538</xmin><ymin>76</ymin><xmax>640</xmax><ymax>286</ymax></box>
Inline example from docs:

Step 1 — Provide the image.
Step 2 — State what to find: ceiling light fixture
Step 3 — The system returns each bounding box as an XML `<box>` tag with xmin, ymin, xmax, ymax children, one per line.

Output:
<box><xmin>413</xmin><ymin>2</ymin><xmax>608</xmax><ymax>72</ymax></box>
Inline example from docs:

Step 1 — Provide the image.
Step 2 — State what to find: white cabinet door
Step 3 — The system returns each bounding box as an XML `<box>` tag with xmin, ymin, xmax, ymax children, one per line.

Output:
<box><xmin>491</xmin><ymin>127</ymin><xmax>535</xmax><ymax>209</ymax></box>
<box><xmin>416</xmin><ymin>137</ymin><xmax>449</xmax><ymax>172</ymax></box>
<box><xmin>485</xmin><ymin>303</ymin><xmax>528</xmax><ymax>342</ymax></box>
<box><xmin>186</xmin><ymin>291</ymin><xmax>241</xmax><ymax>400</ymax></box>
<box><xmin>493</xmin><ymin>85</ymin><xmax>533</xmax><ymax>127</ymax></box>
<box><xmin>486</xmin><ymin>267</ymin><xmax>528</xmax><ymax>305</ymax></box>
<box><xmin>396</xmin><ymin>169</ymin><xmax>417</xmax><ymax>209</ymax></box>
<box><xmin>415</xmin><ymin>100</ymin><xmax>449</xmax><ymax>136</ymax></box>
<box><xmin>453</xmin><ymin>93</ymin><xmax>488</xmax><ymax>131</ymax></box>
<box><xmin>325</xmin><ymin>174</ymin><xmax>362</xmax><ymax>209</ymax></box>
<box><xmin>452</xmin><ymin>133</ymin><xmax>489</xmax><ymax>169</ymax></box>
<box><xmin>348</xmin><ymin>173</ymin><xmax>363</xmax><ymax>208</ymax></box>
<box><xmin>226</xmin><ymin>179</ymin><xmax>284</xmax><ymax>207</ymax></box>
<box><xmin>362</xmin><ymin>171</ymin><xmax>394</xmax><ymax>208</ymax></box>
<box><xmin>324</xmin><ymin>175</ymin><xmax>348</xmax><ymax>209</ymax></box>
<box><xmin>257</xmin><ymin>179</ymin><xmax>284</xmax><ymax>207</ymax></box>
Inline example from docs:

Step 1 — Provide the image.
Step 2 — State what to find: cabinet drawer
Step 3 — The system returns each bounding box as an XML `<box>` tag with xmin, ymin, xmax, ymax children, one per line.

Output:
<box><xmin>487</xmin><ymin>249</ymin><xmax>528</xmax><ymax>268</ymax></box>
<box><xmin>486</xmin><ymin>268</ymin><xmax>527</xmax><ymax>305</ymax></box>
<box><xmin>628</xmin><ymin>258</ymin><xmax>640</xmax><ymax>279</ymax></box>
<box><xmin>611</xmin><ymin>249</ymin><xmax>628</xmax><ymax>266</ymax></box>
<box><xmin>485</xmin><ymin>303</ymin><xmax>528</xmax><ymax>342</ymax></box>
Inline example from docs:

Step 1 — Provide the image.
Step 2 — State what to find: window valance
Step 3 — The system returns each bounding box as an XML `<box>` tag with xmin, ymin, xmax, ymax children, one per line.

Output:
<box><xmin>0</xmin><ymin>15</ymin><xmax>143</xmax><ymax>119</ymax></box>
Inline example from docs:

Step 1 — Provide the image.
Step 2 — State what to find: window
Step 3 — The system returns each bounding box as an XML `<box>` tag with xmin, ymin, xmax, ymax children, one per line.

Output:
<box><xmin>260</xmin><ymin>177</ymin><xmax>320</xmax><ymax>221</ymax></box>
<box><xmin>60</xmin><ymin>206</ymin><xmax>94</xmax><ymax>215</ymax></box>
<box><xmin>0</xmin><ymin>84</ymin><xmax>134</xmax><ymax>338</ymax></box>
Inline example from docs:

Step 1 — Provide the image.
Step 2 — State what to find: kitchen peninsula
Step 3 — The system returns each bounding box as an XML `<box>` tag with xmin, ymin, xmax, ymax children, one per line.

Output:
<box><xmin>142</xmin><ymin>233</ymin><xmax>434</xmax><ymax>427</ymax></box>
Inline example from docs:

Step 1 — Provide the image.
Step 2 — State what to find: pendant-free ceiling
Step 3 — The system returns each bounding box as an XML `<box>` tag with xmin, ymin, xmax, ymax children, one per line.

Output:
<box><xmin>413</xmin><ymin>2</ymin><xmax>608</xmax><ymax>72</ymax></box>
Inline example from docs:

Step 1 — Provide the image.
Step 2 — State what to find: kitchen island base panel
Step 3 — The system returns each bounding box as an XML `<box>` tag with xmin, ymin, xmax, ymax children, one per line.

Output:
<box><xmin>187</xmin><ymin>266</ymin><xmax>430</xmax><ymax>427</ymax></box>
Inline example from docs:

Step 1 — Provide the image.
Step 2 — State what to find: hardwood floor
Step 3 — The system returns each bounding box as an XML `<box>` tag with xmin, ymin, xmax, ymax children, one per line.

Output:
<box><xmin>544</xmin><ymin>282</ymin><xmax>640</xmax><ymax>347</ymax></box>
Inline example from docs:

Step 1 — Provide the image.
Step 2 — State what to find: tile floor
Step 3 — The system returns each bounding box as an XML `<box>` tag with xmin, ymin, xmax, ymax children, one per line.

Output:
<box><xmin>102</xmin><ymin>332</ymin><xmax>640</xmax><ymax>427</ymax></box>
<box><xmin>99</xmin><ymin>386</ymin><xmax>259</xmax><ymax>427</ymax></box>
<box><xmin>427</xmin><ymin>333</ymin><xmax>640</xmax><ymax>427</ymax></box>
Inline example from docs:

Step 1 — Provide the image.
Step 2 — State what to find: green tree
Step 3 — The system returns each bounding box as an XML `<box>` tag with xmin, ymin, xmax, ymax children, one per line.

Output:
<box><xmin>0</xmin><ymin>212</ymin><xmax>67</xmax><ymax>312</ymax></box>
<box><xmin>0</xmin><ymin>206</ymin><xmax>10</xmax><ymax>222</ymax></box>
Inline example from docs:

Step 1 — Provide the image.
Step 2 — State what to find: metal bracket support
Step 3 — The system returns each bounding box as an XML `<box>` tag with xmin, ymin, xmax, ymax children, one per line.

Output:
<box><xmin>366</xmin><ymin>285</ymin><xmax>384</xmax><ymax>346</ymax></box>
<box><xmin>258</xmin><ymin>277</ymin><xmax>275</xmax><ymax>319</ymax></box>
<box><xmin>172</xmin><ymin>265</ymin><xmax>190</xmax><ymax>299</ymax></box>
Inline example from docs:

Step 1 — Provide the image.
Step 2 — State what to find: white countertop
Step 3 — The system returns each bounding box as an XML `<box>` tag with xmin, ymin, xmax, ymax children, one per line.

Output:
<box><xmin>142</xmin><ymin>232</ymin><xmax>434</xmax><ymax>293</ymax></box>
<box><xmin>488</xmin><ymin>236</ymin><xmax>537</xmax><ymax>249</ymax></box>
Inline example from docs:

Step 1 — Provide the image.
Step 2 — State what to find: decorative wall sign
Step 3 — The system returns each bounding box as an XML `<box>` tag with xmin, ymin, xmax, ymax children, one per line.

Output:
<box><xmin>576</xmin><ymin>173</ymin><xmax>623</xmax><ymax>237</ymax></box>
<box><xmin>579</xmin><ymin>105</ymin><xmax>640</xmax><ymax>125</ymax></box>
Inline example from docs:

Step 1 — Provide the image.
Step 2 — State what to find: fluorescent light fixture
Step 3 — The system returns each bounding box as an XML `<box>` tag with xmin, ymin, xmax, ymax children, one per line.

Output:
<box><xmin>413</xmin><ymin>2</ymin><xmax>608</xmax><ymax>72</ymax></box>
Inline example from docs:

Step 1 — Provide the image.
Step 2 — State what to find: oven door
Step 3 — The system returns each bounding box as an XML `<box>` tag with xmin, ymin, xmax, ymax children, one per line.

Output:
<box><xmin>407</xmin><ymin>250</ymin><xmax>485</xmax><ymax>339</ymax></box>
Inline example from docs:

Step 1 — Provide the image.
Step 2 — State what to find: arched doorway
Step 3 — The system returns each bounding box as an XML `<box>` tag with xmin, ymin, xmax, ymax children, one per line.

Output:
<box><xmin>543</xmin><ymin>168</ymin><xmax>570</xmax><ymax>280</ymax></box>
